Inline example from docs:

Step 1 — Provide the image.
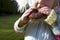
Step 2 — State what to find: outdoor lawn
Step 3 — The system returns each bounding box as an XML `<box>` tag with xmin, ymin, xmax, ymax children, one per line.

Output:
<box><xmin>0</xmin><ymin>14</ymin><xmax>24</xmax><ymax>40</ymax></box>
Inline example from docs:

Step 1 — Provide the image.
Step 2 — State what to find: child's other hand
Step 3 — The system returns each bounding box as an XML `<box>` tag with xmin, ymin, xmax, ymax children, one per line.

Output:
<box><xmin>38</xmin><ymin>7</ymin><xmax>51</xmax><ymax>15</ymax></box>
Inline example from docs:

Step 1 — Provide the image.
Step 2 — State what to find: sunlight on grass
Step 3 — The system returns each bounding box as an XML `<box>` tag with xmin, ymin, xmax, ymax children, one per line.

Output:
<box><xmin>0</xmin><ymin>14</ymin><xmax>24</xmax><ymax>40</ymax></box>
<box><xmin>0</xmin><ymin>29</ymin><xmax>24</xmax><ymax>40</ymax></box>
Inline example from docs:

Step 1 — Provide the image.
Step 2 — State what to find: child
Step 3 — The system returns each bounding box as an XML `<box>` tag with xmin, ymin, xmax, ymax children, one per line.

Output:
<box><xmin>14</xmin><ymin>0</ymin><xmax>58</xmax><ymax>40</ymax></box>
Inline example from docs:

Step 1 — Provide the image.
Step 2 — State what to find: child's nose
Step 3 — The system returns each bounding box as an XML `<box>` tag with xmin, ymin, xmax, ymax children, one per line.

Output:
<box><xmin>37</xmin><ymin>0</ymin><xmax>46</xmax><ymax>8</ymax></box>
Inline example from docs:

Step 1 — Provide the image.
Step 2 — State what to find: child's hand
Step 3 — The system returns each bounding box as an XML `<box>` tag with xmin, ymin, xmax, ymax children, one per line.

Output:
<box><xmin>20</xmin><ymin>2</ymin><xmax>38</xmax><ymax>23</ymax></box>
<box><xmin>20</xmin><ymin>8</ymin><xmax>33</xmax><ymax>23</ymax></box>
<box><xmin>18</xmin><ymin>7</ymin><xmax>38</xmax><ymax>27</ymax></box>
<box><xmin>38</xmin><ymin>7</ymin><xmax>51</xmax><ymax>15</ymax></box>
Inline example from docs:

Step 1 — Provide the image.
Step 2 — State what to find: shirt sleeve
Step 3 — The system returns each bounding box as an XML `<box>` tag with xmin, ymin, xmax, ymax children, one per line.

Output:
<box><xmin>14</xmin><ymin>17</ymin><xmax>27</xmax><ymax>33</ymax></box>
<box><xmin>44</xmin><ymin>9</ymin><xmax>57</xmax><ymax>25</ymax></box>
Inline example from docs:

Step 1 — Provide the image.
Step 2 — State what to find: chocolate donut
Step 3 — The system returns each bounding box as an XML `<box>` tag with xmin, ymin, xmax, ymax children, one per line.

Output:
<box><xmin>29</xmin><ymin>9</ymin><xmax>47</xmax><ymax>20</ymax></box>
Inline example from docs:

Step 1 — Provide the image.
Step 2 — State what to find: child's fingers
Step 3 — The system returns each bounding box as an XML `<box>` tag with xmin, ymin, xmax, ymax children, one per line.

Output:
<box><xmin>22</xmin><ymin>8</ymin><xmax>34</xmax><ymax>17</ymax></box>
<box><xmin>38</xmin><ymin>7</ymin><xmax>51</xmax><ymax>15</ymax></box>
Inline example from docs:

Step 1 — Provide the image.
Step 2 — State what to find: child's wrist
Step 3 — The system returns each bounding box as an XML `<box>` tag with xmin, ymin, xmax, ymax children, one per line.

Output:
<box><xmin>18</xmin><ymin>18</ymin><xmax>27</xmax><ymax>27</ymax></box>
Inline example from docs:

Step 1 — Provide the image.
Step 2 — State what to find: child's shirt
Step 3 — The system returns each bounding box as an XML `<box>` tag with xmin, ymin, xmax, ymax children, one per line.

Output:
<box><xmin>52</xmin><ymin>10</ymin><xmax>60</xmax><ymax>40</ymax></box>
<box><xmin>52</xmin><ymin>13</ymin><xmax>60</xmax><ymax>35</ymax></box>
<box><xmin>14</xmin><ymin>10</ymin><xmax>57</xmax><ymax>40</ymax></box>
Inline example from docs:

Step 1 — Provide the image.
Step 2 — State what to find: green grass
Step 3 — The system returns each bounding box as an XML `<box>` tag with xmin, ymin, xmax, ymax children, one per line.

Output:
<box><xmin>0</xmin><ymin>14</ymin><xmax>24</xmax><ymax>40</ymax></box>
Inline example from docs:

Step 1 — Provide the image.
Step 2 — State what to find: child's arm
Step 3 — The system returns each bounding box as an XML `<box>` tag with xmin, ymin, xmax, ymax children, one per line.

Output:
<box><xmin>44</xmin><ymin>9</ymin><xmax>57</xmax><ymax>25</ymax></box>
<box><xmin>14</xmin><ymin>7</ymin><xmax>35</xmax><ymax>33</ymax></box>
<box><xmin>14</xmin><ymin>17</ymin><xmax>28</xmax><ymax>33</ymax></box>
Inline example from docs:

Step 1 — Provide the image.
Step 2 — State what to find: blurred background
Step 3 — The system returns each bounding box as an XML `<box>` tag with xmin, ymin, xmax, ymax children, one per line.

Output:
<box><xmin>0</xmin><ymin>0</ymin><xmax>24</xmax><ymax>40</ymax></box>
